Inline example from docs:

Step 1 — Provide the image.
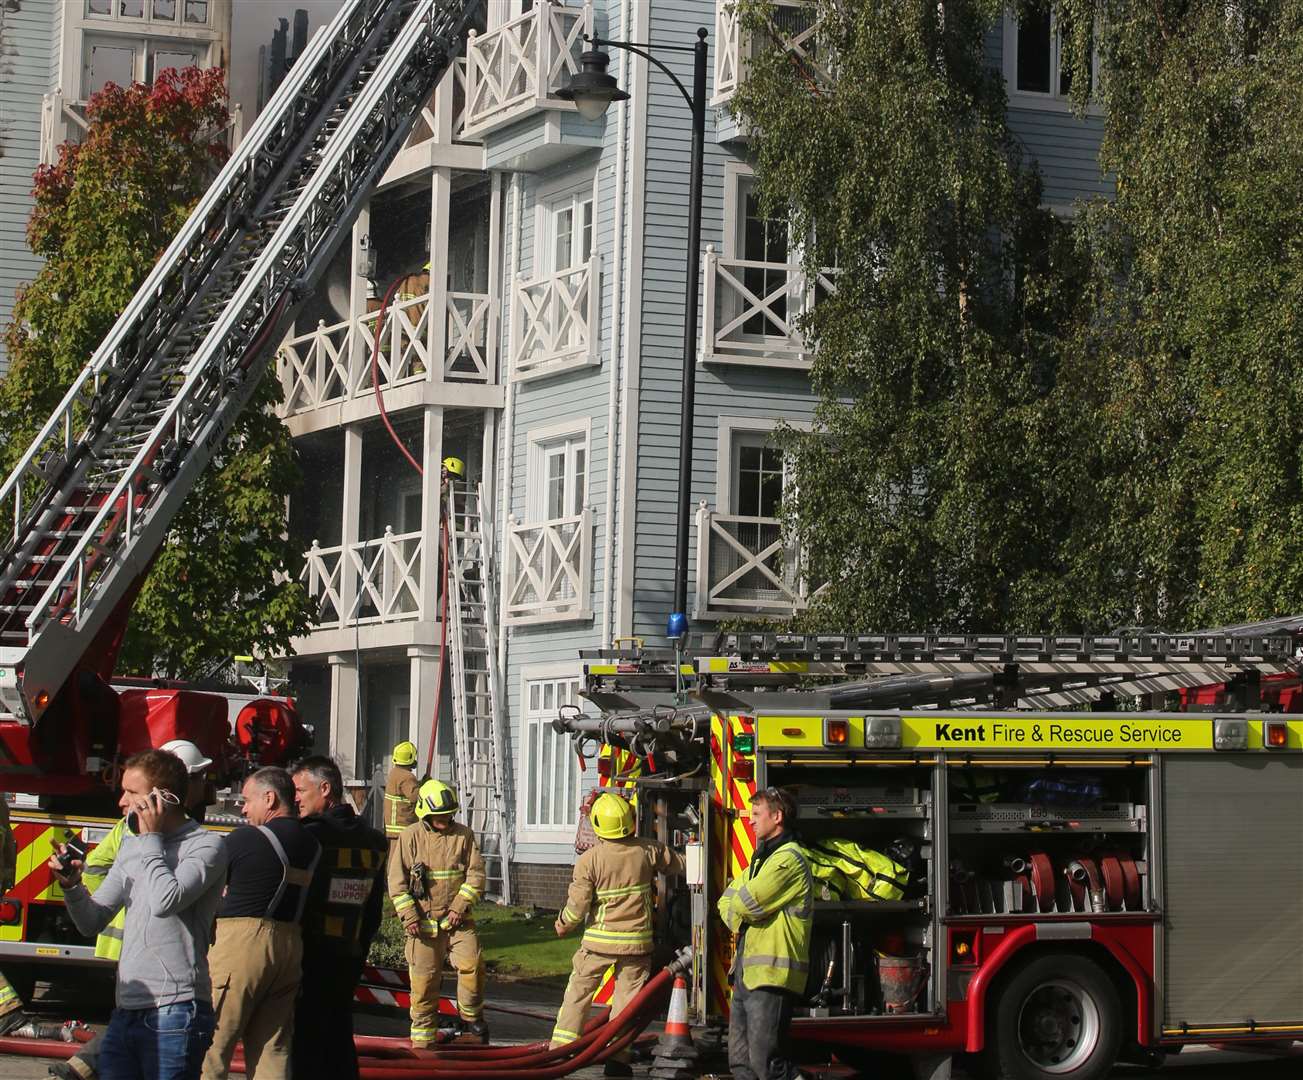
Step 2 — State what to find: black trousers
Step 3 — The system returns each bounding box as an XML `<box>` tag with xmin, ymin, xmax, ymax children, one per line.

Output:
<box><xmin>292</xmin><ymin>956</ymin><xmax>364</xmax><ymax>1080</ymax></box>
<box><xmin>728</xmin><ymin>972</ymin><xmax>800</xmax><ymax>1080</ymax></box>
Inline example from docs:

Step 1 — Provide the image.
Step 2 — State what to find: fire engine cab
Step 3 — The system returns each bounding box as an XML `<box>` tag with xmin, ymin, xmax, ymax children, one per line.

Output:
<box><xmin>565</xmin><ymin>625</ymin><xmax>1303</xmax><ymax>1080</ymax></box>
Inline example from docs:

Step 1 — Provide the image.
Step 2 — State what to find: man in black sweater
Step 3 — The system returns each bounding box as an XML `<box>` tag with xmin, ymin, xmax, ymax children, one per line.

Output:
<box><xmin>290</xmin><ymin>756</ymin><xmax>388</xmax><ymax>1080</ymax></box>
<box><xmin>202</xmin><ymin>768</ymin><xmax>321</xmax><ymax>1080</ymax></box>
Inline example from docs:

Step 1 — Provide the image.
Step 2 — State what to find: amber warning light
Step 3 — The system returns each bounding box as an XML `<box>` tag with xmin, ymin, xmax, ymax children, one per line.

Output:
<box><xmin>1264</xmin><ymin>720</ymin><xmax>1289</xmax><ymax>750</ymax></box>
<box><xmin>824</xmin><ymin>718</ymin><xmax>849</xmax><ymax>746</ymax></box>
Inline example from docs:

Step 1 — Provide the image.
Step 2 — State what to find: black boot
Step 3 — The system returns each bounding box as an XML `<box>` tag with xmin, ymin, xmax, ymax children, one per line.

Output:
<box><xmin>602</xmin><ymin>1063</ymin><xmax>633</xmax><ymax>1079</ymax></box>
<box><xmin>463</xmin><ymin>1020</ymin><xmax>489</xmax><ymax>1044</ymax></box>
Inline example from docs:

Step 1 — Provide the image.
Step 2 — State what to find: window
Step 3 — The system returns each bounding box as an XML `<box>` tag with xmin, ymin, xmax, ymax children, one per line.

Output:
<box><xmin>1005</xmin><ymin>5</ymin><xmax>1097</xmax><ymax>104</ymax></box>
<box><xmin>522</xmin><ymin>676</ymin><xmax>586</xmax><ymax>830</ymax></box>
<box><xmin>739</xmin><ymin>180</ymin><xmax>790</xmax><ymax>336</ymax></box>
<box><xmin>528</xmin><ymin>423</ymin><xmax>588</xmax><ymax>522</ymax></box>
<box><xmin>87</xmin><ymin>0</ymin><xmax>206</xmax><ymax>22</ymax></box>
<box><xmin>546</xmin><ymin>193</ymin><xmax>594</xmax><ymax>274</ymax></box>
<box><xmin>733</xmin><ymin>435</ymin><xmax>784</xmax><ymax>519</ymax></box>
<box><xmin>81</xmin><ymin>36</ymin><xmax>204</xmax><ymax>96</ymax></box>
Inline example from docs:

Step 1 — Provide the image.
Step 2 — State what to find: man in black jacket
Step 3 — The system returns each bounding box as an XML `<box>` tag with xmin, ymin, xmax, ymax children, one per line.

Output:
<box><xmin>289</xmin><ymin>756</ymin><xmax>387</xmax><ymax>1080</ymax></box>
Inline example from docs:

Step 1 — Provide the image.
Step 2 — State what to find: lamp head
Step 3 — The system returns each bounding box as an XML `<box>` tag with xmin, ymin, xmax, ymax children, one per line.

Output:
<box><xmin>557</xmin><ymin>46</ymin><xmax>630</xmax><ymax>121</ymax></box>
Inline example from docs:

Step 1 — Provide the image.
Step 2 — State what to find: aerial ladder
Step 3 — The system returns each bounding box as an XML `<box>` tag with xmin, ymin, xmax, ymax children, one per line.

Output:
<box><xmin>0</xmin><ymin>0</ymin><xmax>479</xmax><ymax>794</ymax></box>
<box><xmin>444</xmin><ymin>482</ymin><xmax>512</xmax><ymax>901</ymax></box>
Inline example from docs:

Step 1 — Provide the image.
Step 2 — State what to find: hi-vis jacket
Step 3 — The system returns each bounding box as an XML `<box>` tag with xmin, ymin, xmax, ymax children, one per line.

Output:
<box><xmin>383</xmin><ymin>765</ymin><xmax>420</xmax><ymax>838</ymax></box>
<box><xmin>717</xmin><ymin>837</ymin><xmax>814</xmax><ymax>993</ymax></box>
<box><xmin>81</xmin><ymin>817</ymin><xmax>128</xmax><ymax>961</ymax></box>
<box><xmin>388</xmin><ymin>820</ymin><xmax>485</xmax><ymax>932</ymax></box>
<box><xmin>558</xmin><ymin>837</ymin><xmax>684</xmax><ymax>956</ymax></box>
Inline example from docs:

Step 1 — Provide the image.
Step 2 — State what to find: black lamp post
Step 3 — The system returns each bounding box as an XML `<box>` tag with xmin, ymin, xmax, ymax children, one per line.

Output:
<box><xmin>559</xmin><ymin>28</ymin><xmax>709</xmax><ymax>645</ymax></box>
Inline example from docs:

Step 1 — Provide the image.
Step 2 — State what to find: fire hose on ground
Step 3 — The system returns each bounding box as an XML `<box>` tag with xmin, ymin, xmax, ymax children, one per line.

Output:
<box><xmin>0</xmin><ymin>947</ymin><xmax>691</xmax><ymax>1078</ymax></box>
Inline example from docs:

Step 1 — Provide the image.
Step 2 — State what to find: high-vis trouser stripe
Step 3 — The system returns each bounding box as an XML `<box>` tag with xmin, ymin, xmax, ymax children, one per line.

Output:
<box><xmin>550</xmin><ymin>1027</ymin><xmax>581</xmax><ymax>1045</ymax></box>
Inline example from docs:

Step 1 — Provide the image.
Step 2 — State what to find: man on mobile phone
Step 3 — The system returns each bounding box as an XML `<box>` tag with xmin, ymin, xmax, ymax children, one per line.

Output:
<box><xmin>48</xmin><ymin>749</ymin><xmax>228</xmax><ymax>1080</ymax></box>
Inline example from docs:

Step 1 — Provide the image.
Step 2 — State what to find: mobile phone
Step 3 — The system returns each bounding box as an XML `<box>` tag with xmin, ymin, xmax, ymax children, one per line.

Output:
<box><xmin>57</xmin><ymin>831</ymin><xmax>88</xmax><ymax>872</ymax></box>
<box><xmin>127</xmin><ymin>788</ymin><xmax>179</xmax><ymax>834</ymax></box>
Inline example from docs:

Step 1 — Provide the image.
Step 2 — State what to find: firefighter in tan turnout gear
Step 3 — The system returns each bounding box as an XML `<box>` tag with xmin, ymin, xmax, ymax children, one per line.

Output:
<box><xmin>384</xmin><ymin>740</ymin><xmax>421</xmax><ymax>843</ymax></box>
<box><xmin>551</xmin><ymin>792</ymin><xmax>685</xmax><ymax>1078</ymax></box>
<box><xmin>388</xmin><ymin>780</ymin><xmax>488</xmax><ymax>1046</ymax></box>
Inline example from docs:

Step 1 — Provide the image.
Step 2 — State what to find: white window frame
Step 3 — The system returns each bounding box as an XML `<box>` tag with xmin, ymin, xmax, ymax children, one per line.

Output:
<box><xmin>715</xmin><ymin>416</ymin><xmax>811</xmax><ymax>516</ymax></box>
<box><xmin>517</xmin><ymin>663</ymin><xmax>591</xmax><ymax>840</ymax></box>
<box><xmin>535</xmin><ymin>174</ymin><xmax>597</xmax><ymax>277</ymax></box>
<box><xmin>525</xmin><ymin>417</ymin><xmax>590</xmax><ymax>523</ymax></box>
<box><xmin>80</xmin><ymin>33</ymin><xmax>207</xmax><ymax>97</ymax></box>
<box><xmin>1002</xmin><ymin>6</ymin><xmax>1101</xmax><ymax>114</ymax></box>
<box><xmin>85</xmin><ymin>0</ymin><xmax>211</xmax><ymax>28</ymax></box>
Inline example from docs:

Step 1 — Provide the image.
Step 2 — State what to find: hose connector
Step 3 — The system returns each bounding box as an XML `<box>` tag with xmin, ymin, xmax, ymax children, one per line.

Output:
<box><xmin>667</xmin><ymin>945</ymin><xmax>693</xmax><ymax>976</ymax></box>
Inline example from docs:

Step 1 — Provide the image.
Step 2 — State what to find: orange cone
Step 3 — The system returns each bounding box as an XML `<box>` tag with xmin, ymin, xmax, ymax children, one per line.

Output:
<box><xmin>649</xmin><ymin>974</ymin><xmax>698</xmax><ymax>1076</ymax></box>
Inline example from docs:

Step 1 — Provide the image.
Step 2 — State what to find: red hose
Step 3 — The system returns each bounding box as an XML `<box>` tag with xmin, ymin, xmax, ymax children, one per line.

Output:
<box><xmin>370</xmin><ymin>274</ymin><xmax>423</xmax><ymax>478</ymax></box>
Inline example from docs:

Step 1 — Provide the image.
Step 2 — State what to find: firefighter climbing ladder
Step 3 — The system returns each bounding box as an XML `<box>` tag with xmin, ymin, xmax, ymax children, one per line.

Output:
<box><xmin>445</xmin><ymin>483</ymin><xmax>512</xmax><ymax>902</ymax></box>
<box><xmin>0</xmin><ymin>0</ymin><xmax>476</xmax><ymax>723</ymax></box>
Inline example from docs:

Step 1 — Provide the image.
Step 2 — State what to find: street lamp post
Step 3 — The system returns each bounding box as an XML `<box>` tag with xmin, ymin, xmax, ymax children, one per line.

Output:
<box><xmin>559</xmin><ymin>28</ymin><xmax>709</xmax><ymax>645</ymax></box>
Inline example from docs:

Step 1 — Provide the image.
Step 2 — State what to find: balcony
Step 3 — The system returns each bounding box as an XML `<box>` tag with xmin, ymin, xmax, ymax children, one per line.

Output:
<box><xmin>301</xmin><ymin>529</ymin><xmax>425</xmax><ymax>629</ymax></box>
<box><xmin>701</xmin><ymin>246</ymin><xmax>837</xmax><ymax>369</ymax></box>
<box><xmin>502</xmin><ymin>509</ymin><xmax>592</xmax><ymax>626</ymax></box>
<box><xmin>693</xmin><ymin>504</ymin><xmax>824</xmax><ymax>620</ymax></box>
<box><xmin>463</xmin><ymin>1</ymin><xmax>602</xmax><ymax>169</ymax></box>
<box><xmin>40</xmin><ymin>89</ymin><xmax>243</xmax><ymax>166</ymax></box>
<box><xmin>714</xmin><ymin>0</ymin><xmax>831</xmax><ymax>110</ymax></box>
<box><xmin>277</xmin><ymin>288</ymin><xmax>495</xmax><ymax>419</ymax></box>
<box><xmin>383</xmin><ymin>58</ymin><xmax>484</xmax><ymax>181</ymax></box>
<box><xmin>509</xmin><ymin>255</ymin><xmax>600</xmax><ymax>381</ymax></box>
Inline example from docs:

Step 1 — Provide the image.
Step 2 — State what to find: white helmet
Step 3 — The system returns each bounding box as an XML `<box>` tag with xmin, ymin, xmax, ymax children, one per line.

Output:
<box><xmin>160</xmin><ymin>739</ymin><xmax>213</xmax><ymax>775</ymax></box>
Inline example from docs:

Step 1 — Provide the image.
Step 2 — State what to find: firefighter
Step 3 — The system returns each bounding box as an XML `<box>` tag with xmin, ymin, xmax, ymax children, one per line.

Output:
<box><xmin>550</xmin><ymin>792</ymin><xmax>684</xmax><ymax>1078</ymax></box>
<box><xmin>0</xmin><ymin>795</ymin><xmax>30</xmax><ymax>1037</ymax></box>
<box><xmin>387</xmin><ymin>779</ymin><xmax>487</xmax><ymax>1047</ymax></box>
<box><xmin>384</xmin><ymin>740</ymin><xmax>421</xmax><ymax>845</ymax></box>
<box><xmin>289</xmin><ymin>756</ymin><xmax>388</xmax><ymax>1080</ymax></box>
<box><xmin>717</xmin><ymin>786</ymin><xmax>813</xmax><ymax>1080</ymax></box>
<box><xmin>441</xmin><ymin>455</ymin><xmax>465</xmax><ymax>488</ymax></box>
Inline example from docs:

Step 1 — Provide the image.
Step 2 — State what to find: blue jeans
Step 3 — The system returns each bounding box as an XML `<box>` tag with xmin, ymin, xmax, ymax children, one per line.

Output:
<box><xmin>98</xmin><ymin>1000</ymin><xmax>215</xmax><ymax>1080</ymax></box>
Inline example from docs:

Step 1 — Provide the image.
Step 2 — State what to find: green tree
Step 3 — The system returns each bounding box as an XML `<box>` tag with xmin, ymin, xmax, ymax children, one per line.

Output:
<box><xmin>731</xmin><ymin>0</ymin><xmax>1090</xmax><ymax>630</ymax></box>
<box><xmin>1053</xmin><ymin>0</ymin><xmax>1303</xmax><ymax>627</ymax></box>
<box><xmin>1</xmin><ymin>67</ymin><xmax>313</xmax><ymax>677</ymax></box>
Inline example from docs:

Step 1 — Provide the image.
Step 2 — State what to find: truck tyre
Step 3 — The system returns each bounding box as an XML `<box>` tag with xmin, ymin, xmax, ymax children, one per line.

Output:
<box><xmin>983</xmin><ymin>953</ymin><xmax>1121</xmax><ymax>1080</ymax></box>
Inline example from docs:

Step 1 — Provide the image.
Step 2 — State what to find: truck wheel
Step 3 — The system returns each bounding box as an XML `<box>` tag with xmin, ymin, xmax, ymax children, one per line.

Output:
<box><xmin>984</xmin><ymin>953</ymin><xmax>1121</xmax><ymax>1080</ymax></box>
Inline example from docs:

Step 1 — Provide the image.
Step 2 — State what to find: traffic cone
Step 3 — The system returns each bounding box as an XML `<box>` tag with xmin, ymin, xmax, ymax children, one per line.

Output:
<box><xmin>648</xmin><ymin>974</ymin><xmax>699</xmax><ymax>1079</ymax></box>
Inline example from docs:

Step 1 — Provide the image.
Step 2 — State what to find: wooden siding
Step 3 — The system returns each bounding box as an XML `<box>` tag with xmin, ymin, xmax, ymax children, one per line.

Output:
<box><xmin>0</xmin><ymin>0</ymin><xmax>56</xmax><ymax>373</ymax></box>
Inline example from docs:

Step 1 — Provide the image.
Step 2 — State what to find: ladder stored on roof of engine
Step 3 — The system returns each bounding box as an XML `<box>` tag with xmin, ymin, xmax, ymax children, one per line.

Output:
<box><xmin>0</xmin><ymin>0</ymin><xmax>477</xmax><ymax>732</ymax></box>
<box><xmin>444</xmin><ymin>482</ymin><xmax>512</xmax><ymax>903</ymax></box>
<box><xmin>580</xmin><ymin>625</ymin><xmax>1303</xmax><ymax>712</ymax></box>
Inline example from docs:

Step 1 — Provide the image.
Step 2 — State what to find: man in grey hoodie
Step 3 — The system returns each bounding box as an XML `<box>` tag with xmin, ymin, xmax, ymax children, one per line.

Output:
<box><xmin>49</xmin><ymin>748</ymin><xmax>228</xmax><ymax>1080</ymax></box>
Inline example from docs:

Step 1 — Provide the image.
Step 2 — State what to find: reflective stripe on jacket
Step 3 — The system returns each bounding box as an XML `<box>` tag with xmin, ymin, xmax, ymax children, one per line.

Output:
<box><xmin>81</xmin><ymin>817</ymin><xmax>128</xmax><ymax>961</ymax></box>
<box><xmin>717</xmin><ymin>838</ymin><xmax>813</xmax><ymax>993</ymax></box>
<box><xmin>387</xmin><ymin>820</ymin><xmax>486</xmax><ymax>929</ymax></box>
<box><xmin>384</xmin><ymin>766</ymin><xmax>420</xmax><ymax>836</ymax></box>
<box><xmin>559</xmin><ymin>837</ymin><xmax>684</xmax><ymax>956</ymax></box>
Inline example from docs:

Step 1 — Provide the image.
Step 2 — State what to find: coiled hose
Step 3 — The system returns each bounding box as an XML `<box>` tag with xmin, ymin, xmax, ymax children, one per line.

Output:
<box><xmin>0</xmin><ymin>949</ymin><xmax>689</xmax><ymax>1078</ymax></box>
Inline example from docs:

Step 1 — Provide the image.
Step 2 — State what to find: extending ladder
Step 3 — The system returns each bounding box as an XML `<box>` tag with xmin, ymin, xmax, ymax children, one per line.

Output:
<box><xmin>0</xmin><ymin>0</ymin><xmax>475</xmax><ymax>729</ymax></box>
<box><xmin>445</xmin><ymin>483</ymin><xmax>512</xmax><ymax>903</ymax></box>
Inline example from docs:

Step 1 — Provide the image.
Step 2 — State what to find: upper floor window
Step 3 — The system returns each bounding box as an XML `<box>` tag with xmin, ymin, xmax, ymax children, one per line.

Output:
<box><xmin>82</xmin><ymin>35</ymin><xmax>204</xmax><ymax>96</ymax></box>
<box><xmin>1005</xmin><ymin>5</ymin><xmax>1097</xmax><ymax>106</ymax></box>
<box><xmin>88</xmin><ymin>0</ymin><xmax>208</xmax><ymax>24</ymax></box>
<box><xmin>546</xmin><ymin>192</ymin><xmax>595</xmax><ymax>275</ymax></box>
<box><xmin>529</xmin><ymin>425</ymin><xmax>588</xmax><ymax>522</ymax></box>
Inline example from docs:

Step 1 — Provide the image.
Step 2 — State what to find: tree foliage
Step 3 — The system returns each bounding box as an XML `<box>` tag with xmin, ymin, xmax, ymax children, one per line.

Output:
<box><xmin>1</xmin><ymin>68</ymin><xmax>313</xmax><ymax>676</ymax></box>
<box><xmin>733</xmin><ymin>0</ymin><xmax>1303</xmax><ymax>632</ymax></box>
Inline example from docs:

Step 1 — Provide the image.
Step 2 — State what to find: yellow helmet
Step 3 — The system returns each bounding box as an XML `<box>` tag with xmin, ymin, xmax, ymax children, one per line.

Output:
<box><xmin>591</xmin><ymin>792</ymin><xmax>634</xmax><ymax>839</ymax></box>
<box><xmin>415</xmin><ymin>779</ymin><xmax>459</xmax><ymax>819</ymax></box>
<box><xmin>392</xmin><ymin>741</ymin><xmax>417</xmax><ymax>767</ymax></box>
<box><xmin>441</xmin><ymin>456</ymin><xmax>465</xmax><ymax>478</ymax></box>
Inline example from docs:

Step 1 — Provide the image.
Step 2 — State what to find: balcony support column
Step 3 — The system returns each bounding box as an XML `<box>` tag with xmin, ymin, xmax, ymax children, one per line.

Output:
<box><xmin>340</xmin><ymin>424</ymin><xmax>364</xmax><ymax>621</ymax></box>
<box><xmin>407</xmin><ymin>644</ymin><xmax>443</xmax><ymax>777</ymax></box>
<box><xmin>328</xmin><ymin>652</ymin><xmax>361</xmax><ymax>780</ymax></box>
<box><xmin>429</xmin><ymin>168</ymin><xmax>452</xmax><ymax>382</ymax></box>
<box><xmin>419</xmin><ymin>405</ymin><xmax>445</xmax><ymax>623</ymax></box>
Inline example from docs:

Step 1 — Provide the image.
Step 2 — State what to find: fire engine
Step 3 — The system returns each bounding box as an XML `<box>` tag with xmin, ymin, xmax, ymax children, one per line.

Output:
<box><xmin>563</xmin><ymin>625</ymin><xmax>1303</xmax><ymax>1079</ymax></box>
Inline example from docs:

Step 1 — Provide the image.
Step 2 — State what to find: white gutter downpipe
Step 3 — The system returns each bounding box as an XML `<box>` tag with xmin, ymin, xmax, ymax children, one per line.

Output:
<box><xmin>497</xmin><ymin>174</ymin><xmax>522</xmax><ymax>679</ymax></box>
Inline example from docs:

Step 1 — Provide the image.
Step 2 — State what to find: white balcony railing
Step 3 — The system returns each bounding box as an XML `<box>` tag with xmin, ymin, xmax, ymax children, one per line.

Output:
<box><xmin>39</xmin><ymin>89</ymin><xmax>243</xmax><ymax>165</ymax></box>
<box><xmin>277</xmin><ymin>288</ymin><xmax>494</xmax><ymax>416</ymax></box>
<box><xmin>693</xmin><ymin>504</ymin><xmax>825</xmax><ymax>620</ymax></box>
<box><xmin>400</xmin><ymin>56</ymin><xmax>475</xmax><ymax>151</ymax></box>
<box><xmin>502</xmin><ymin>509</ymin><xmax>592</xmax><ymax>625</ymax></box>
<box><xmin>701</xmin><ymin>246</ymin><xmax>837</xmax><ymax>368</ymax></box>
<box><xmin>463</xmin><ymin>1</ymin><xmax>592</xmax><ymax>138</ymax></box>
<box><xmin>301</xmin><ymin>528</ymin><xmax>425</xmax><ymax>628</ymax></box>
<box><xmin>510</xmin><ymin>255</ymin><xmax>600</xmax><ymax>381</ymax></box>
<box><xmin>714</xmin><ymin>0</ymin><xmax>831</xmax><ymax>107</ymax></box>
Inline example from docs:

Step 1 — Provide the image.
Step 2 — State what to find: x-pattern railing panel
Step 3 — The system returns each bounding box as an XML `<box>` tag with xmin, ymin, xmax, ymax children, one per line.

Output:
<box><xmin>301</xmin><ymin>529</ymin><xmax>424</xmax><ymax>628</ymax></box>
<box><xmin>502</xmin><ymin>509</ymin><xmax>590</xmax><ymax>623</ymax></box>
<box><xmin>511</xmin><ymin>256</ymin><xmax>596</xmax><ymax>377</ymax></box>
<box><xmin>445</xmin><ymin>291</ymin><xmax>491</xmax><ymax>380</ymax></box>
<box><xmin>694</xmin><ymin>506</ymin><xmax>823</xmax><ymax>619</ymax></box>
<box><xmin>278</xmin><ymin>318</ymin><xmax>353</xmax><ymax>412</ymax></box>
<box><xmin>712</xmin><ymin>0</ymin><xmax>830</xmax><ymax>107</ymax></box>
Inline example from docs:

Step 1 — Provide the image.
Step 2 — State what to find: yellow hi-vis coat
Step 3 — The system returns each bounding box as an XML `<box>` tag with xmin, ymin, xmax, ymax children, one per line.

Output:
<box><xmin>387</xmin><ymin>820</ymin><xmax>485</xmax><ymax>931</ymax></box>
<box><xmin>80</xmin><ymin>816</ymin><xmax>127</xmax><ymax>961</ymax></box>
<box><xmin>558</xmin><ymin>837</ymin><xmax>684</xmax><ymax>955</ymax></box>
<box><xmin>717</xmin><ymin>838</ymin><xmax>814</xmax><ymax>993</ymax></box>
<box><xmin>383</xmin><ymin>765</ymin><xmax>420</xmax><ymax>838</ymax></box>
